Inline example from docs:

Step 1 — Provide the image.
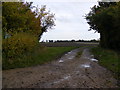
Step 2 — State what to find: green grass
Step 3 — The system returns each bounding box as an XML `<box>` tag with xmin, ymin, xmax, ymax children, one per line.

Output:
<box><xmin>76</xmin><ymin>51</ymin><xmax>82</xmax><ymax>58</ymax></box>
<box><xmin>2</xmin><ymin>46</ymin><xmax>78</xmax><ymax>70</ymax></box>
<box><xmin>91</xmin><ymin>47</ymin><xmax>120</xmax><ymax>80</ymax></box>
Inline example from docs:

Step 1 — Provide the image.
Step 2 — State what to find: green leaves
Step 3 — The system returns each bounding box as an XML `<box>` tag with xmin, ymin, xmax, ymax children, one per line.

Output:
<box><xmin>2</xmin><ymin>2</ymin><xmax>54</xmax><ymax>64</ymax></box>
<box><xmin>2</xmin><ymin>2</ymin><xmax>56</xmax><ymax>62</ymax></box>
<box><xmin>36</xmin><ymin>5</ymin><xmax>55</xmax><ymax>38</ymax></box>
<box><xmin>85</xmin><ymin>2</ymin><xmax>120</xmax><ymax>50</ymax></box>
<box><xmin>2</xmin><ymin>2</ymin><xmax>55</xmax><ymax>40</ymax></box>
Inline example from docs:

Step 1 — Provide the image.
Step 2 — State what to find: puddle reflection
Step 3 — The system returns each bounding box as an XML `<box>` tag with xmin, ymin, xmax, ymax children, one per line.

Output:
<box><xmin>59</xmin><ymin>60</ymin><xmax>64</xmax><ymax>63</ymax></box>
<box><xmin>90</xmin><ymin>58</ymin><xmax>98</xmax><ymax>62</ymax></box>
<box><xmin>81</xmin><ymin>64</ymin><xmax>90</xmax><ymax>68</ymax></box>
<box><xmin>68</xmin><ymin>56</ymin><xmax>75</xmax><ymax>59</ymax></box>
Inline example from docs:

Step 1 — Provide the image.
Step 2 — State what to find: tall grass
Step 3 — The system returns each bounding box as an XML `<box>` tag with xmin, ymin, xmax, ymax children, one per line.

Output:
<box><xmin>91</xmin><ymin>47</ymin><xmax>120</xmax><ymax>80</ymax></box>
<box><xmin>2</xmin><ymin>46</ymin><xmax>77</xmax><ymax>70</ymax></box>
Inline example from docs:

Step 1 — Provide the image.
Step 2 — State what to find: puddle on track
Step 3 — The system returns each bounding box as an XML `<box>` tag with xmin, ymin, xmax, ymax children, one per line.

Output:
<box><xmin>90</xmin><ymin>58</ymin><xmax>98</xmax><ymax>62</ymax></box>
<box><xmin>58</xmin><ymin>49</ymin><xmax>78</xmax><ymax>63</ymax></box>
<box><xmin>81</xmin><ymin>64</ymin><xmax>91</xmax><ymax>68</ymax></box>
<box><xmin>68</xmin><ymin>51</ymin><xmax>73</xmax><ymax>54</ymax></box>
<box><xmin>68</xmin><ymin>56</ymin><xmax>75</xmax><ymax>59</ymax></box>
<box><xmin>59</xmin><ymin>60</ymin><xmax>64</xmax><ymax>63</ymax></box>
<box><xmin>53</xmin><ymin>75</ymin><xmax>71</xmax><ymax>84</ymax></box>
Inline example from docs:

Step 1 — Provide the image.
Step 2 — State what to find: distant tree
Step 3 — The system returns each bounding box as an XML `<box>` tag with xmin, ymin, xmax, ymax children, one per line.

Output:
<box><xmin>71</xmin><ymin>40</ymin><xmax>75</xmax><ymax>42</ymax></box>
<box><xmin>49</xmin><ymin>40</ymin><xmax>53</xmax><ymax>42</ymax></box>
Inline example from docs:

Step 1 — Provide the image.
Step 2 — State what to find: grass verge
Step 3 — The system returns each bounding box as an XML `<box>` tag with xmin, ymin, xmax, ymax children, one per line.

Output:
<box><xmin>3</xmin><ymin>46</ymin><xmax>78</xmax><ymax>70</ymax></box>
<box><xmin>91</xmin><ymin>47</ymin><xmax>120</xmax><ymax>81</ymax></box>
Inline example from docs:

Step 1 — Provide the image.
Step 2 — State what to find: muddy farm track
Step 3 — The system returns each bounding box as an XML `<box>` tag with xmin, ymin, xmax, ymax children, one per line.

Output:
<box><xmin>2</xmin><ymin>46</ymin><xmax>119</xmax><ymax>88</ymax></box>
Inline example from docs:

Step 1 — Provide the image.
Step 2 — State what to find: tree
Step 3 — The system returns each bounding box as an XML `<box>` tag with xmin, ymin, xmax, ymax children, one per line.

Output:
<box><xmin>2</xmin><ymin>2</ymin><xmax>55</xmax><ymax>41</ymax></box>
<box><xmin>85</xmin><ymin>2</ymin><xmax>120</xmax><ymax>50</ymax></box>
<box><xmin>2</xmin><ymin>2</ymin><xmax>39</xmax><ymax>37</ymax></box>
<box><xmin>2</xmin><ymin>2</ymin><xmax>55</xmax><ymax>59</ymax></box>
<box><xmin>35</xmin><ymin>5</ymin><xmax>55</xmax><ymax>40</ymax></box>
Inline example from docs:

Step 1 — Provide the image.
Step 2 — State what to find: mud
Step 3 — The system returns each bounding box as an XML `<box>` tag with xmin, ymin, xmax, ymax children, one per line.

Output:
<box><xmin>2</xmin><ymin>47</ymin><xmax>119</xmax><ymax>88</ymax></box>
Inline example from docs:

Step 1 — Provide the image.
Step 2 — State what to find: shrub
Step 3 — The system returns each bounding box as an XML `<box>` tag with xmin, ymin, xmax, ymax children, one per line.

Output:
<box><xmin>2</xmin><ymin>32</ymin><xmax>38</xmax><ymax>59</ymax></box>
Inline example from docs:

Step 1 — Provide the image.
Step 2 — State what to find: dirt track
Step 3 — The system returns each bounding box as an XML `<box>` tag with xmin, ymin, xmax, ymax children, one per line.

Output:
<box><xmin>2</xmin><ymin>47</ymin><xmax>119</xmax><ymax>88</ymax></box>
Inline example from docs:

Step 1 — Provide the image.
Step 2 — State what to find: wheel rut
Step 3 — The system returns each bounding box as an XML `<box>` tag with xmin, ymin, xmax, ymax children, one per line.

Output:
<box><xmin>3</xmin><ymin>47</ymin><xmax>119</xmax><ymax>88</ymax></box>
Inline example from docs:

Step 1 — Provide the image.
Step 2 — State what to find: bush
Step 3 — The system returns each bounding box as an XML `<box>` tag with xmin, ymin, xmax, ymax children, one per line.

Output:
<box><xmin>2</xmin><ymin>32</ymin><xmax>38</xmax><ymax>59</ymax></box>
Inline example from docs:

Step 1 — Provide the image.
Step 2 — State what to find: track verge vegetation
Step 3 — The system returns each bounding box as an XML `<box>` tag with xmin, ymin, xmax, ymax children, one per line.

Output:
<box><xmin>91</xmin><ymin>47</ymin><xmax>120</xmax><ymax>84</ymax></box>
<box><xmin>3</xmin><ymin>46</ymin><xmax>78</xmax><ymax>70</ymax></box>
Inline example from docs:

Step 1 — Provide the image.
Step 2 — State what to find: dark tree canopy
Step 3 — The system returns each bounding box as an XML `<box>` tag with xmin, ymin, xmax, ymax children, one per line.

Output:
<box><xmin>85</xmin><ymin>2</ymin><xmax>120</xmax><ymax>50</ymax></box>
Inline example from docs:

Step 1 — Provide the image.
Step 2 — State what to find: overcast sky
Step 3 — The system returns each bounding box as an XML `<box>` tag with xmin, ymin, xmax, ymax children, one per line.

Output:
<box><xmin>25</xmin><ymin>0</ymin><xmax>100</xmax><ymax>41</ymax></box>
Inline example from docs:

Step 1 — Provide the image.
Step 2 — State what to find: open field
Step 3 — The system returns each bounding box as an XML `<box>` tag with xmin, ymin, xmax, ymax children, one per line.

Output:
<box><xmin>41</xmin><ymin>42</ymin><xmax>99</xmax><ymax>47</ymax></box>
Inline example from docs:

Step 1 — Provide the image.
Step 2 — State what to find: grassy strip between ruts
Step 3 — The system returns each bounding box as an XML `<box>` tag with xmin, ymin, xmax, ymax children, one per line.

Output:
<box><xmin>3</xmin><ymin>46</ymin><xmax>78</xmax><ymax>70</ymax></box>
<box><xmin>91</xmin><ymin>47</ymin><xmax>120</xmax><ymax>81</ymax></box>
<box><xmin>76</xmin><ymin>50</ymin><xmax>82</xmax><ymax>58</ymax></box>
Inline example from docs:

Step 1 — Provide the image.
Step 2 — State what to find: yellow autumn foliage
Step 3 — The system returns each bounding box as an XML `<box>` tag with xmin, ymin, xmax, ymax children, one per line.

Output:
<box><xmin>2</xmin><ymin>32</ymin><xmax>38</xmax><ymax>58</ymax></box>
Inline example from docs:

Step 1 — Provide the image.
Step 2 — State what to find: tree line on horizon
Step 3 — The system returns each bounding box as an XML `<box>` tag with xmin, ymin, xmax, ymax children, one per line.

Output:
<box><xmin>41</xmin><ymin>39</ymin><xmax>99</xmax><ymax>43</ymax></box>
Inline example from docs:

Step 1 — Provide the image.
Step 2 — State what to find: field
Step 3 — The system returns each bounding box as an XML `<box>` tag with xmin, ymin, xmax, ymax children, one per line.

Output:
<box><xmin>41</xmin><ymin>42</ymin><xmax>99</xmax><ymax>47</ymax></box>
<box><xmin>3</xmin><ymin>42</ymin><xmax>99</xmax><ymax>70</ymax></box>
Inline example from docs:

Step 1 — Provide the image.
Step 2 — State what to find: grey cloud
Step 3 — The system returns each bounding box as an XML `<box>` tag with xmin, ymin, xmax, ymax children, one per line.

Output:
<box><xmin>30</xmin><ymin>1</ymin><xmax>100</xmax><ymax>41</ymax></box>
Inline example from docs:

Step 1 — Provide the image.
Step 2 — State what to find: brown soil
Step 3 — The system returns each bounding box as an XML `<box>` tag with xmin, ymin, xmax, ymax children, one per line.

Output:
<box><xmin>2</xmin><ymin>47</ymin><xmax>119</xmax><ymax>88</ymax></box>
